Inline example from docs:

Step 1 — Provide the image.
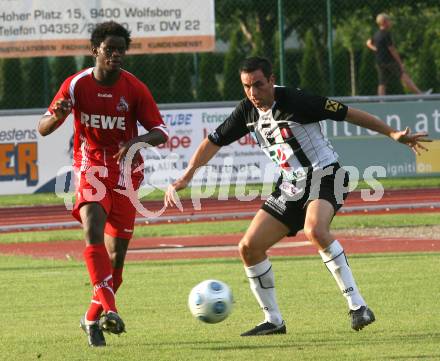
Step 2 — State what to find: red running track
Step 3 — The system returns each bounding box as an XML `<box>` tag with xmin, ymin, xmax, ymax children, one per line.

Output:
<box><xmin>0</xmin><ymin>188</ymin><xmax>439</xmax><ymax>230</ymax></box>
<box><xmin>0</xmin><ymin>189</ymin><xmax>440</xmax><ymax>260</ymax></box>
<box><xmin>1</xmin><ymin>232</ymin><xmax>439</xmax><ymax>261</ymax></box>
<box><xmin>1</xmin><ymin>188</ymin><xmax>439</xmax><ymax>260</ymax></box>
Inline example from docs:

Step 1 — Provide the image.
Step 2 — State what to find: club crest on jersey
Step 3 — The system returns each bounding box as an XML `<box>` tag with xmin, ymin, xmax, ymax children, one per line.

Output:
<box><xmin>116</xmin><ymin>96</ymin><xmax>129</xmax><ymax>112</ymax></box>
<box><xmin>264</xmin><ymin>128</ymin><xmax>276</xmax><ymax>145</ymax></box>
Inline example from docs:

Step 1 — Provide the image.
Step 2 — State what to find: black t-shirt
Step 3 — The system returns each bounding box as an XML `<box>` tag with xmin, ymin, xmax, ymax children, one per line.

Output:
<box><xmin>208</xmin><ymin>86</ymin><xmax>348</xmax><ymax>181</ymax></box>
<box><xmin>372</xmin><ymin>30</ymin><xmax>395</xmax><ymax>64</ymax></box>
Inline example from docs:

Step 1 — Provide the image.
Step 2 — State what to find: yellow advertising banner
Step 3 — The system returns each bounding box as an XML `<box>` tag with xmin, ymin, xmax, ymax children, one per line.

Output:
<box><xmin>416</xmin><ymin>140</ymin><xmax>440</xmax><ymax>173</ymax></box>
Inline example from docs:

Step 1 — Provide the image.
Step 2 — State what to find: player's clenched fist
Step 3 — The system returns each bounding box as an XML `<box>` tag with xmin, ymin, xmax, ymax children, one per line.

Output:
<box><xmin>51</xmin><ymin>98</ymin><xmax>72</xmax><ymax>120</ymax></box>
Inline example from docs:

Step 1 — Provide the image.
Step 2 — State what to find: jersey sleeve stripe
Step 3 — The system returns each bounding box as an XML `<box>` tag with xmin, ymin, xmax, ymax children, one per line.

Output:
<box><xmin>69</xmin><ymin>68</ymin><xmax>94</xmax><ymax>105</ymax></box>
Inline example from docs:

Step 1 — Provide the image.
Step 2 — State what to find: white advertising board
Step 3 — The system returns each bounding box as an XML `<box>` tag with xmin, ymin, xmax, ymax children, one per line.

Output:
<box><xmin>0</xmin><ymin>113</ymin><xmax>73</xmax><ymax>194</ymax></box>
<box><xmin>0</xmin><ymin>0</ymin><xmax>215</xmax><ymax>57</ymax></box>
<box><xmin>0</xmin><ymin>107</ymin><xmax>276</xmax><ymax>195</ymax></box>
<box><xmin>2</xmin><ymin>99</ymin><xmax>439</xmax><ymax>195</ymax></box>
<box><xmin>2</xmin><ymin>99</ymin><xmax>440</xmax><ymax>195</ymax></box>
<box><xmin>141</xmin><ymin>107</ymin><xmax>278</xmax><ymax>190</ymax></box>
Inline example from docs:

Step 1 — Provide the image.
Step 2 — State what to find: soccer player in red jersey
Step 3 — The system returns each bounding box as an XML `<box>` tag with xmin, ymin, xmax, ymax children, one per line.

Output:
<box><xmin>38</xmin><ymin>21</ymin><xmax>168</xmax><ymax>347</ymax></box>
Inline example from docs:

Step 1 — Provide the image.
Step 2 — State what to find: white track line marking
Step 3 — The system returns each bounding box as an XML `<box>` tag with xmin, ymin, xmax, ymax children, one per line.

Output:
<box><xmin>128</xmin><ymin>241</ymin><xmax>312</xmax><ymax>254</ymax></box>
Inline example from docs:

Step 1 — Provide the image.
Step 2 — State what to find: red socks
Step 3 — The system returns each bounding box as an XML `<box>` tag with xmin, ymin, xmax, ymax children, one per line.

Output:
<box><xmin>85</xmin><ymin>255</ymin><xmax>124</xmax><ymax>322</ymax></box>
<box><xmin>83</xmin><ymin>243</ymin><xmax>117</xmax><ymax>318</ymax></box>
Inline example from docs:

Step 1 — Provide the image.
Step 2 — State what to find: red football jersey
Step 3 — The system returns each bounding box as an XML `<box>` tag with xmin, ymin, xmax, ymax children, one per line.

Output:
<box><xmin>46</xmin><ymin>68</ymin><xmax>168</xmax><ymax>187</ymax></box>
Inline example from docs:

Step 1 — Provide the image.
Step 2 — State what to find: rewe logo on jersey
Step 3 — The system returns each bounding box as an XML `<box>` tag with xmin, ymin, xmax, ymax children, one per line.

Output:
<box><xmin>81</xmin><ymin>112</ymin><xmax>126</xmax><ymax>130</ymax></box>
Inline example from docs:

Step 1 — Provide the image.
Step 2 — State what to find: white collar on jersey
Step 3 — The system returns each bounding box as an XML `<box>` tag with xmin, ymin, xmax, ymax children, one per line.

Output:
<box><xmin>256</xmin><ymin>101</ymin><xmax>277</xmax><ymax>115</ymax></box>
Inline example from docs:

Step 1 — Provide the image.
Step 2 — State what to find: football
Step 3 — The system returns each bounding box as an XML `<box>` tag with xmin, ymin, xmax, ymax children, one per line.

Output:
<box><xmin>188</xmin><ymin>279</ymin><xmax>233</xmax><ymax>323</ymax></box>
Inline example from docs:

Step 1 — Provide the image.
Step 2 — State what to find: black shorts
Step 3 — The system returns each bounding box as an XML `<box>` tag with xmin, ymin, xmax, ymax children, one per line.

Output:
<box><xmin>261</xmin><ymin>163</ymin><xmax>349</xmax><ymax>236</ymax></box>
<box><xmin>376</xmin><ymin>62</ymin><xmax>402</xmax><ymax>86</ymax></box>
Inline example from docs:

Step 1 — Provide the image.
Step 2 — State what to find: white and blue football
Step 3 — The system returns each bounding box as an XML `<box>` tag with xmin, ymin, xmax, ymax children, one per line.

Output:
<box><xmin>188</xmin><ymin>279</ymin><xmax>233</xmax><ymax>324</ymax></box>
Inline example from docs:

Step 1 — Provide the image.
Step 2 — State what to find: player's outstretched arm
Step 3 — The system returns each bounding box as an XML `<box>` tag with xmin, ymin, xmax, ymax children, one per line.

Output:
<box><xmin>387</xmin><ymin>127</ymin><xmax>431</xmax><ymax>155</ymax></box>
<box><xmin>164</xmin><ymin>138</ymin><xmax>221</xmax><ymax>207</ymax></box>
<box><xmin>38</xmin><ymin>98</ymin><xmax>72</xmax><ymax>136</ymax></box>
<box><xmin>345</xmin><ymin>107</ymin><xmax>431</xmax><ymax>155</ymax></box>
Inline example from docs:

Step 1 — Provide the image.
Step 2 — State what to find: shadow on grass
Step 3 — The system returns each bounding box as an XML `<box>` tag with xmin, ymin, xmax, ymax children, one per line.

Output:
<box><xmin>195</xmin><ymin>331</ymin><xmax>440</xmax><ymax>351</ymax></box>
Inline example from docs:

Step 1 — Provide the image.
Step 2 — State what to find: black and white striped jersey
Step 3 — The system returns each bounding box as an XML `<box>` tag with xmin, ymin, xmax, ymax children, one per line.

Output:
<box><xmin>208</xmin><ymin>86</ymin><xmax>348</xmax><ymax>181</ymax></box>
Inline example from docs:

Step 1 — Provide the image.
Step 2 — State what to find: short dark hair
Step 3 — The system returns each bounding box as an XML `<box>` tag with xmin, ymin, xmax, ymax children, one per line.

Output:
<box><xmin>239</xmin><ymin>57</ymin><xmax>273</xmax><ymax>79</ymax></box>
<box><xmin>90</xmin><ymin>21</ymin><xmax>131</xmax><ymax>49</ymax></box>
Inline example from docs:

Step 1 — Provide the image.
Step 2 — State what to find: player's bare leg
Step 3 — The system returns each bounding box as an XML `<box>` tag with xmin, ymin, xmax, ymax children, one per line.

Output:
<box><xmin>239</xmin><ymin>210</ymin><xmax>289</xmax><ymax>336</ymax></box>
<box><xmin>304</xmin><ymin>199</ymin><xmax>375</xmax><ymax>331</ymax></box>
<box><xmin>81</xmin><ymin>203</ymin><xmax>107</xmax><ymax>246</ymax></box>
<box><xmin>400</xmin><ymin>72</ymin><xmax>422</xmax><ymax>94</ymax></box>
<box><xmin>105</xmin><ymin>235</ymin><xmax>130</xmax><ymax>269</ymax></box>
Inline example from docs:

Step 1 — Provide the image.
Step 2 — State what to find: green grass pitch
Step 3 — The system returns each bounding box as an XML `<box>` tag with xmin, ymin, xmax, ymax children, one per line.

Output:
<box><xmin>1</xmin><ymin>253</ymin><xmax>439</xmax><ymax>360</ymax></box>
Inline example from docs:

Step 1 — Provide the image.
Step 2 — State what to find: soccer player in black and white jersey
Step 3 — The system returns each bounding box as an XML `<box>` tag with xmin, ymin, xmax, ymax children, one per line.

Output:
<box><xmin>164</xmin><ymin>57</ymin><xmax>430</xmax><ymax>335</ymax></box>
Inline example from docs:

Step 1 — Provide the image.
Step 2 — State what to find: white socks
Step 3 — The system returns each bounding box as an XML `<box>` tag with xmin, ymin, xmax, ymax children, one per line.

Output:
<box><xmin>244</xmin><ymin>240</ymin><xmax>365</xmax><ymax>325</ymax></box>
<box><xmin>319</xmin><ymin>240</ymin><xmax>366</xmax><ymax>310</ymax></box>
<box><xmin>244</xmin><ymin>258</ymin><xmax>283</xmax><ymax>326</ymax></box>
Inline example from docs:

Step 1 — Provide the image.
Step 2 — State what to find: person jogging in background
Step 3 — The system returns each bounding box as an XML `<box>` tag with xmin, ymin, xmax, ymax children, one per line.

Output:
<box><xmin>165</xmin><ymin>56</ymin><xmax>430</xmax><ymax>336</ymax></box>
<box><xmin>366</xmin><ymin>13</ymin><xmax>430</xmax><ymax>95</ymax></box>
<box><xmin>38</xmin><ymin>21</ymin><xmax>168</xmax><ymax>347</ymax></box>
